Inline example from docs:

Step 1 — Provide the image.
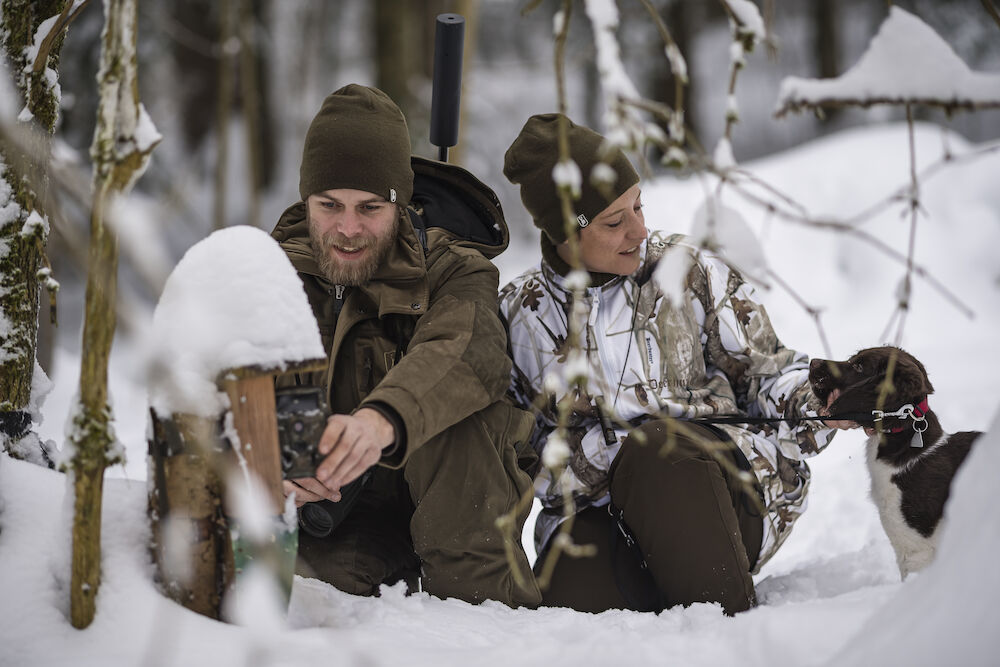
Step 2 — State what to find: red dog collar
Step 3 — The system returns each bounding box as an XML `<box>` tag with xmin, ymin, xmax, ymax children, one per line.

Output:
<box><xmin>887</xmin><ymin>397</ymin><xmax>929</xmax><ymax>433</ymax></box>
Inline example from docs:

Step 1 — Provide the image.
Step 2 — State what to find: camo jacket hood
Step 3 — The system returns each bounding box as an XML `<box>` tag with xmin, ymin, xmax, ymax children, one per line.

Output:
<box><xmin>499</xmin><ymin>231</ymin><xmax>837</xmax><ymax>570</ymax></box>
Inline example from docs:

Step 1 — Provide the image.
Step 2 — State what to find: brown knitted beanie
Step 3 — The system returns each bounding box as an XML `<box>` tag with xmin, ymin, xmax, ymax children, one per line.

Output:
<box><xmin>299</xmin><ymin>84</ymin><xmax>414</xmax><ymax>206</ymax></box>
<box><xmin>503</xmin><ymin>113</ymin><xmax>639</xmax><ymax>244</ymax></box>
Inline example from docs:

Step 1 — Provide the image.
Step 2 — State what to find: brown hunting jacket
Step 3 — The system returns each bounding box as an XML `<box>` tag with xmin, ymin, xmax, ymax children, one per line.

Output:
<box><xmin>271</xmin><ymin>157</ymin><xmax>530</xmax><ymax>467</ymax></box>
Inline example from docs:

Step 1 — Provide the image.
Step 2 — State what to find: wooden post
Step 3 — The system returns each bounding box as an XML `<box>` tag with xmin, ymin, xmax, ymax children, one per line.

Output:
<box><xmin>219</xmin><ymin>371</ymin><xmax>284</xmax><ymax>513</ymax></box>
<box><xmin>217</xmin><ymin>360</ymin><xmax>326</xmax><ymax>608</ymax></box>
<box><xmin>148</xmin><ymin>412</ymin><xmax>233</xmax><ymax>619</ymax></box>
<box><xmin>148</xmin><ymin>358</ymin><xmax>325</xmax><ymax>620</ymax></box>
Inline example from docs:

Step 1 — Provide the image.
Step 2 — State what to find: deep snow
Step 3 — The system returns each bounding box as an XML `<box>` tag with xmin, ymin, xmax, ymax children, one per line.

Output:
<box><xmin>3</xmin><ymin>122</ymin><xmax>999</xmax><ymax>666</ymax></box>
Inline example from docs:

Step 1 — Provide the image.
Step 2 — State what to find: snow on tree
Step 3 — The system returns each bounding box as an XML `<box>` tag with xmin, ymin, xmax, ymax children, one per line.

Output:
<box><xmin>775</xmin><ymin>6</ymin><xmax>1000</xmax><ymax>115</ymax></box>
<box><xmin>0</xmin><ymin>0</ymin><xmax>77</xmax><ymax>466</ymax></box>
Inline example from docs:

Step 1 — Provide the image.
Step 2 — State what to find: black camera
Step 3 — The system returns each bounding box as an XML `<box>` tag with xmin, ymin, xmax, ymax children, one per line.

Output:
<box><xmin>274</xmin><ymin>386</ymin><xmax>330</xmax><ymax>479</ymax></box>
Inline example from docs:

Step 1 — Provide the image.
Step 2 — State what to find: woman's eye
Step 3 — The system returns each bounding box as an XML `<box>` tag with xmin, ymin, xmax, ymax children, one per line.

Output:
<box><xmin>607</xmin><ymin>218</ymin><xmax>624</xmax><ymax>229</ymax></box>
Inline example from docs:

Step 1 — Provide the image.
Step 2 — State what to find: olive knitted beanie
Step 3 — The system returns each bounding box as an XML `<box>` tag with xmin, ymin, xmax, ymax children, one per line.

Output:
<box><xmin>503</xmin><ymin>113</ymin><xmax>639</xmax><ymax>244</ymax></box>
<box><xmin>299</xmin><ymin>84</ymin><xmax>414</xmax><ymax>206</ymax></box>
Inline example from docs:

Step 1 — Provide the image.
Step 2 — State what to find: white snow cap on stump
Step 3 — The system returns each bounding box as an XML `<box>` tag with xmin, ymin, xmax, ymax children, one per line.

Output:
<box><xmin>149</xmin><ymin>226</ymin><xmax>324</xmax><ymax>417</ymax></box>
<box><xmin>775</xmin><ymin>7</ymin><xmax>1000</xmax><ymax>116</ymax></box>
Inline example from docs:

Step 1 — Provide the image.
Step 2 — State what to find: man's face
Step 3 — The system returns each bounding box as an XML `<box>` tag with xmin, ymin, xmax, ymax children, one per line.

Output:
<box><xmin>307</xmin><ymin>188</ymin><xmax>399</xmax><ymax>286</ymax></box>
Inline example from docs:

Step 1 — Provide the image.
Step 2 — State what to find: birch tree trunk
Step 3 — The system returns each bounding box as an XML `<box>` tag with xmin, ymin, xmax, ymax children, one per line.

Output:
<box><xmin>0</xmin><ymin>0</ymin><xmax>67</xmax><ymax>462</ymax></box>
<box><xmin>69</xmin><ymin>0</ymin><xmax>159</xmax><ymax>629</ymax></box>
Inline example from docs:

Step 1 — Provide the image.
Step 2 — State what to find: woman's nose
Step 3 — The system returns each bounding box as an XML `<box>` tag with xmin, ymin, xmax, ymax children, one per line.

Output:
<box><xmin>628</xmin><ymin>216</ymin><xmax>648</xmax><ymax>240</ymax></box>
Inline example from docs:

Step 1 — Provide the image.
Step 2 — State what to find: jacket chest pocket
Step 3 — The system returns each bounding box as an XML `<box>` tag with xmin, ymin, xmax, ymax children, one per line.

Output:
<box><xmin>352</xmin><ymin>330</ymin><xmax>404</xmax><ymax>397</ymax></box>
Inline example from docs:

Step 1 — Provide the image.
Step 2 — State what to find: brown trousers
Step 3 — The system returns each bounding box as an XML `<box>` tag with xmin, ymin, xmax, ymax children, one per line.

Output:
<box><xmin>538</xmin><ymin>420</ymin><xmax>763</xmax><ymax>615</ymax></box>
<box><xmin>296</xmin><ymin>405</ymin><xmax>542</xmax><ymax>609</ymax></box>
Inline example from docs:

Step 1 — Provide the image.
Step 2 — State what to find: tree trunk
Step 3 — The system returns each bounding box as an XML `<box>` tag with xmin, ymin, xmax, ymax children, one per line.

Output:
<box><xmin>449</xmin><ymin>0</ymin><xmax>477</xmax><ymax>165</ymax></box>
<box><xmin>375</xmin><ymin>0</ymin><xmax>419</xmax><ymax>142</ymax></box>
<box><xmin>814</xmin><ymin>0</ymin><xmax>840</xmax><ymax>124</ymax></box>
<box><xmin>69</xmin><ymin>0</ymin><xmax>158</xmax><ymax>629</ymax></box>
<box><xmin>650</xmin><ymin>0</ymin><xmax>696</xmax><ymax>157</ymax></box>
<box><xmin>0</xmin><ymin>0</ymin><xmax>67</xmax><ymax>457</ymax></box>
<box><xmin>70</xmin><ymin>181</ymin><xmax>118</xmax><ymax>629</ymax></box>
<box><xmin>214</xmin><ymin>0</ymin><xmax>235</xmax><ymax>230</ymax></box>
<box><xmin>238</xmin><ymin>0</ymin><xmax>261</xmax><ymax>228</ymax></box>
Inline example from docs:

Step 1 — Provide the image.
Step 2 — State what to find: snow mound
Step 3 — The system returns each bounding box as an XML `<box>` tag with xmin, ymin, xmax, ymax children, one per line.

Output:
<box><xmin>148</xmin><ymin>225</ymin><xmax>324</xmax><ymax>417</ymax></box>
<box><xmin>831</xmin><ymin>411</ymin><xmax>1000</xmax><ymax>665</ymax></box>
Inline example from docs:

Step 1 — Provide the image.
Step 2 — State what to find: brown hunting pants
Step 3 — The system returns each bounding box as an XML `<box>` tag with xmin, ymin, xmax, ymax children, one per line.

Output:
<box><xmin>538</xmin><ymin>420</ymin><xmax>763</xmax><ymax>615</ymax></box>
<box><xmin>296</xmin><ymin>403</ymin><xmax>542</xmax><ymax>609</ymax></box>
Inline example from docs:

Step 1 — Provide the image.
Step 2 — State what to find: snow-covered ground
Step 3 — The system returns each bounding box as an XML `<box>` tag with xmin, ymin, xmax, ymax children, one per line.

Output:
<box><xmin>2</xmin><ymin>122</ymin><xmax>999</xmax><ymax>666</ymax></box>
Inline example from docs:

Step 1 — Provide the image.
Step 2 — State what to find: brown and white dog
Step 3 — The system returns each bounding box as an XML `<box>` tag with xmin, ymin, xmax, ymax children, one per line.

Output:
<box><xmin>808</xmin><ymin>346</ymin><xmax>980</xmax><ymax>578</ymax></box>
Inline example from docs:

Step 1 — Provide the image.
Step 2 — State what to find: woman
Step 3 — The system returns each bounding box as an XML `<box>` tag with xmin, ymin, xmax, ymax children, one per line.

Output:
<box><xmin>500</xmin><ymin>113</ymin><xmax>841</xmax><ymax>614</ymax></box>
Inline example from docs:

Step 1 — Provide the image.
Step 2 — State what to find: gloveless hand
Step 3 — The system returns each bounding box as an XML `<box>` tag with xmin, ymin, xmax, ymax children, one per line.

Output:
<box><xmin>314</xmin><ymin>407</ymin><xmax>395</xmax><ymax>492</ymax></box>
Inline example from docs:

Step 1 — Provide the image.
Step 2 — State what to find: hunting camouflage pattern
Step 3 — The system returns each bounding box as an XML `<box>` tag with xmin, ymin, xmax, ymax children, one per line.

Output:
<box><xmin>499</xmin><ymin>232</ymin><xmax>837</xmax><ymax>570</ymax></box>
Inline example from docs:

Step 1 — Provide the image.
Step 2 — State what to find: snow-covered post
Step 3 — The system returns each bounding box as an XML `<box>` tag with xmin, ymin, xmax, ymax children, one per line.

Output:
<box><xmin>68</xmin><ymin>0</ymin><xmax>159</xmax><ymax>629</ymax></box>
<box><xmin>0</xmin><ymin>1</ymin><xmax>77</xmax><ymax>464</ymax></box>
<box><xmin>148</xmin><ymin>226</ymin><xmax>325</xmax><ymax>622</ymax></box>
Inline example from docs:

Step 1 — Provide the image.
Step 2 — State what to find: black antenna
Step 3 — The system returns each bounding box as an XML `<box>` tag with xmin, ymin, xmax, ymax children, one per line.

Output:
<box><xmin>429</xmin><ymin>13</ymin><xmax>465</xmax><ymax>163</ymax></box>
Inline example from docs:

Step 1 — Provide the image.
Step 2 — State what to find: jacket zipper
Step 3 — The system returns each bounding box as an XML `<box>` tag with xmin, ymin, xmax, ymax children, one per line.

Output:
<box><xmin>332</xmin><ymin>284</ymin><xmax>346</xmax><ymax>314</ymax></box>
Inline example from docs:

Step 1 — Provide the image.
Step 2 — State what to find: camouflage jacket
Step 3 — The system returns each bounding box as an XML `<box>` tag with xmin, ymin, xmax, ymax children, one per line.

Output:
<box><xmin>499</xmin><ymin>232</ymin><xmax>836</xmax><ymax>570</ymax></box>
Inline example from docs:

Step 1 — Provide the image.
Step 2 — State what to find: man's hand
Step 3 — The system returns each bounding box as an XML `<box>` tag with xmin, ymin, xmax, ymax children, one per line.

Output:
<box><xmin>314</xmin><ymin>407</ymin><xmax>395</xmax><ymax>493</ymax></box>
<box><xmin>820</xmin><ymin>388</ymin><xmax>859</xmax><ymax>431</ymax></box>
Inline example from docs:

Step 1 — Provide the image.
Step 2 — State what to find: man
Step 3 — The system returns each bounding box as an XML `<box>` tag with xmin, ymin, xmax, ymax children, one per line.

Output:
<box><xmin>270</xmin><ymin>84</ymin><xmax>540</xmax><ymax>608</ymax></box>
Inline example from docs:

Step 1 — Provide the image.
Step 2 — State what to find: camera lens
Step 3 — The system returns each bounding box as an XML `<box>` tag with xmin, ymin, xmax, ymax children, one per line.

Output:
<box><xmin>299</xmin><ymin>502</ymin><xmax>335</xmax><ymax>538</ymax></box>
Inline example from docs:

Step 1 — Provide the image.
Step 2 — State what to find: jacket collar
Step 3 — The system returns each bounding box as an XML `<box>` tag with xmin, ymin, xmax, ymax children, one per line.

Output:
<box><xmin>540</xmin><ymin>235</ymin><xmax>620</xmax><ymax>288</ymax></box>
<box><xmin>271</xmin><ymin>201</ymin><xmax>429</xmax><ymax>317</ymax></box>
<box><xmin>539</xmin><ymin>235</ymin><xmax>657</xmax><ymax>296</ymax></box>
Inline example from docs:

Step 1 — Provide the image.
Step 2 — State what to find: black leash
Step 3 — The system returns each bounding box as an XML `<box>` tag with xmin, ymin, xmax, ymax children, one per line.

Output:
<box><xmin>676</xmin><ymin>411</ymin><xmax>873</xmax><ymax>427</ymax></box>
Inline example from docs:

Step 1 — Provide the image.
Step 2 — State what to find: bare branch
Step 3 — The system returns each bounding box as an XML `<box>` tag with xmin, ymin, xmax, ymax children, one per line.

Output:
<box><xmin>982</xmin><ymin>0</ymin><xmax>1000</xmax><ymax>32</ymax></box>
<box><xmin>719</xmin><ymin>175</ymin><xmax>975</xmax><ymax>320</ymax></box>
<box><xmin>636</xmin><ymin>0</ymin><xmax>686</xmax><ymax>146</ymax></box>
<box><xmin>766</xmin><ymin>270</ymin><xmax>833</xmax><ymax>358</ymax></box>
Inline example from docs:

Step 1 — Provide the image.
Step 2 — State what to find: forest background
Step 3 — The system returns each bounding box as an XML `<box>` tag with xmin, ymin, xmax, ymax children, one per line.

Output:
<box><xmin>37</xmin><ymin>0</ymin><xmax>1000</xmax><ymax>371</ymax></box>
<box><xmin>2</xmin><ymin>1</ymin><xmax>1000</xmax><ymax>664</ymax></box>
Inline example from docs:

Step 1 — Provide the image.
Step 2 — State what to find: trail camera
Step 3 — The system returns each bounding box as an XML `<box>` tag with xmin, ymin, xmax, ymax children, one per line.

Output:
<box><xmin>274</xmin><ymin>385</ymin><xmax>330</xmax><ymax>479</ymax></box>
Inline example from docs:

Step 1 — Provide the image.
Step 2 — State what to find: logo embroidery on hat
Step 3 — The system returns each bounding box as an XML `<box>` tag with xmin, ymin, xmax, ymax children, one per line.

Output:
<box><xmin>577</xmin><ymin>214</ymin><xmax>590</xmax><ymax>228</ymax></box>
<box><xmin>389</xmin><ymin>188</ymin><xmax>397</xmax><ymax>203</ymax></box>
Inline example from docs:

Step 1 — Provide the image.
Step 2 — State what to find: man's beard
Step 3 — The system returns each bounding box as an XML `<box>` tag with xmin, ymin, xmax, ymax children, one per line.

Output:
<box><xmin>309</xmin><ymin>214</ymin><xmax>399</xmax><ymax>286</ymax></box>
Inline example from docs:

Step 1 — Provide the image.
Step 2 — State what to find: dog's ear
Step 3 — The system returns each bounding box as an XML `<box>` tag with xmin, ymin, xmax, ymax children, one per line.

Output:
<box><xmin>888</xmin><ymin>351</ymin><xmax>934</xmax><ymax>400</ymax></box>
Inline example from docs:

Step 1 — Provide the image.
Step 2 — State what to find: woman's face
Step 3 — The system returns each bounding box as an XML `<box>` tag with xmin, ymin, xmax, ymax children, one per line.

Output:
<box><xmin>560</xmin><ymin>183</ymin><xmax>648</xmax><ymax>275</ymax></box>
